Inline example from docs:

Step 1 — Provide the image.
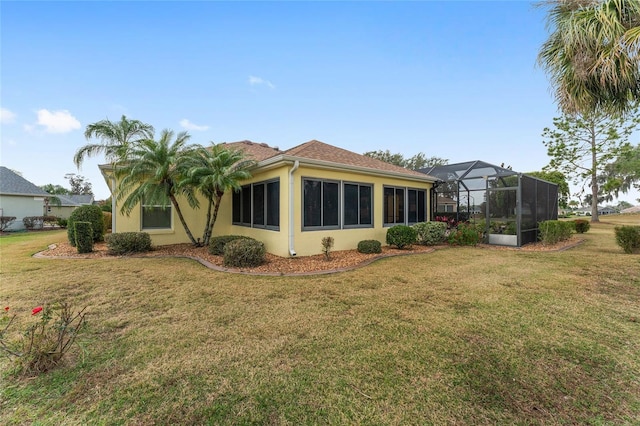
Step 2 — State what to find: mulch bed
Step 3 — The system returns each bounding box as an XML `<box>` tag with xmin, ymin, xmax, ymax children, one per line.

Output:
<box><xmin>34</xmin><ymin>236</ymin><xmax>584</xmax><ymax>276</ymax></box>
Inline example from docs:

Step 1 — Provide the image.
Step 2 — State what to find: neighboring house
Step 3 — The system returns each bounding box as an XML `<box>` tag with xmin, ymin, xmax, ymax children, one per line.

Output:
<box><xmin>101</xmin><ymin>140</ymin><xmax>437</xmax><ymax>257</ymax></box>
<box><xmin>620</xmin><ymin>205</ymin><xmax>640</xmax><ymax>214</ymax></box>
<box><xmin>0</xmin><ymin>166</ymin><xmax>50</xmax><ymax>231</ymax></box>
<box><xmin>434</xmin><ymin>195</ymin><xmax>457</xmax><ymax>213</ymax></box>
<box><xmin>47</xmin><ymin>194</ymin><xmax>95</xmax><ymax>219</ymax></box>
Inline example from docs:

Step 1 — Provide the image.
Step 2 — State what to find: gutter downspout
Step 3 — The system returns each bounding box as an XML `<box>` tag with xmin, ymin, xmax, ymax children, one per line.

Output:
<box><xmin>288</xmin><ymin>160</ymin><xmax>299</xmax><ymax>257</ymax></box>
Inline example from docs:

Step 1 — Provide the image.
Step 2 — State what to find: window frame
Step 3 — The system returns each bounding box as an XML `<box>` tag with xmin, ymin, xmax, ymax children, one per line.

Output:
<box><xmin>342</xmin><ymin>181</ymin><xmax>373</xmax><ymax>229</ymax></box>
<box><xmin>141</xmin><ymin>197</ymin><xmax>172</xmax><ymax>230</ymax></box>
<box><xmin>302</xmin><ymin>178</ymin><xmax>374</xmax><ymax>231</ymax></box>
<box><xmin>383</xmin><ymin>185</ymin><xmax>427</xmax><ymax>226</ymax></box>
<box><xmin>232</xmin><ymin>178</ymin><xmax>280</xmax><ymax>231</ymax></box>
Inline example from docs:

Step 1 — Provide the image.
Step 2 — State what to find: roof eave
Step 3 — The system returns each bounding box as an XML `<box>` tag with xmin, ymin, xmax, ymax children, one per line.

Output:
<box><xmin>257</xmin><ymin>155</ymin><xmax>438</xmax><ymax>183</ymax></box>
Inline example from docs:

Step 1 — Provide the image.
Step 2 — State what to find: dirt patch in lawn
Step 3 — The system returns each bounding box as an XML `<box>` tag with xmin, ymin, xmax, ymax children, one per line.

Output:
<box><xmin>34</xmin><ymin>236</ymin><xmax>584</xmax><ymax>275</ymax></box>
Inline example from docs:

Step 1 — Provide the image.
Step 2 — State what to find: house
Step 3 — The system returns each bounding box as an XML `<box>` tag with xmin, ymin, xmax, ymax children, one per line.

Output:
<box><xmin>0</xmin><ymin>166</ymin><xmax>50</xmax><ymax>231</ymax></box>
<box><xmin>47</xmin><ymin>194</ymin><xmax>95</xmax><ymax>219</ymax></box>
<box><xmin>101</xmin><ymin>140</ymin><xmax>437</xmax><ymax>257</ymax></box>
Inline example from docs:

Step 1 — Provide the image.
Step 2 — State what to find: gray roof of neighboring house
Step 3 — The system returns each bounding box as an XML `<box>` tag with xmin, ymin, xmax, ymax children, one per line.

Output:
<box><xmin>55</xmin><ymin>194</ymin><xmax>95</xmax><ymax>206</ymax></box>
<box><xmin>0</xmin><ymin>166</ymin><xmax>50</xmax><ymax>197</ymax></box>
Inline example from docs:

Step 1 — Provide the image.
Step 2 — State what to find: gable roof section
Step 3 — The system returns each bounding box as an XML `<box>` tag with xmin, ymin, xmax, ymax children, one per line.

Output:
<box><xmin>222</xmin><ymin>141</ymin><xmax>282</xmax><ymax>162</ymax></box>
<box><xmin>55</xmin><ymin>194</ymin><xmax>95</xmax><ymax>207</ymax></box>
<box><xmin>0</xmin><ymin>166</ymin><xmax>50</xmax><ymax>197</ymax></box>
<box><xmin>224</xmin><ymin>140</ymin><xmax>436</xmax><ymax>182</ymax></box>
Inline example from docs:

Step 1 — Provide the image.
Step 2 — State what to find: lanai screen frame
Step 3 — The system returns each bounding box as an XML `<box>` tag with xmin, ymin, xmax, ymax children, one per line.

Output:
<box><xmin>421</xmin><ymin>161</ymin><xmax>559</xmax><ymax>247</ymax></box>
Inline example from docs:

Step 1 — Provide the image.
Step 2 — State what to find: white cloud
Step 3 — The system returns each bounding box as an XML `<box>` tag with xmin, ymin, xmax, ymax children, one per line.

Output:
<box><xmin>1</xmin><ymin>108</ymin><xmax>16</xmax><ymax>124</ymax></box>
<box><xmin>35</xmin><ymin>109</ymin><xmax>81</xmax><ymax>133</ymax></box>
<box><xmin>248</xmin><ymin>75</ymin><xmax>275</xmax><ymax>89</ymax></box>
<box><xmin>180</xmin><ymin>119</ymin><xmax>209</xmax><ymax>131</ymax></box>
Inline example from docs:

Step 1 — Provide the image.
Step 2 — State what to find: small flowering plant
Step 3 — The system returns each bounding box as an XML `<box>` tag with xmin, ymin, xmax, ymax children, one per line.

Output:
<box><xmin>1</xmin><ymin>302</ymin><xmax>88</xmax><ymax>375</ymax></box>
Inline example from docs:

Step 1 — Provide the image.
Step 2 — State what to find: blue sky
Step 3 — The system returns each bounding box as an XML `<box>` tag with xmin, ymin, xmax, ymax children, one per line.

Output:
<box><xmin>1</xmin><ymin>1</ymin><xmax>638</xmax><ymax>203</ymax></box>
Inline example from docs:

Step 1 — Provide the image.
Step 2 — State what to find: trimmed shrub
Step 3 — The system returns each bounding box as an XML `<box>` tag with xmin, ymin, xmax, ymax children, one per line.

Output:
<box><xmin>106</xmin><ymin>232</ymin><xmax>152</xmax><ymax>255</ymax></box>
<box><xmin>209</xmin><ymin>235</ymin><xmax>252</xmax><ymax>255</ymax></box>
<box><xmin>68</xmin><ymin>205</ymin><xmax>105</xmax><ymax>247</ymax></box>
<box><xmin>23</xmin><ymin>216</ymin><xmax>43</xmax><ymax>230</ymax></box>
<box><xmin>614</xmin><ymin>226</ymin><xmax>640</xmax><ymax>254</ymax></box>
<box><xmin>74</xmin><ymin>221</ymin><xmax>94</xmax><ymax>254</ymax></box>
<box><xmin>223</xmin><ymin>238</ymin><xmax>265</xmax><ymax>268</ymax></box>
<box><xmin>574</xmin><ymin>219</ymin><xmax>590</xmax><ymax>234</ymax></box>
<box><xmin>538</xmin><ymin>220</ymin><xmax>574</xmax><ymax>245</ymax></box>
<box><xmin>413</xmin><ymin>221</ymin><xmax>447</xmax><ymax>245</ymax></box>
<box><xmin>448</xmin><ymin>222</ymin><xmax>482</xmax><ymax>246</ymax></box>
<box><xmin>321</xmin><ymin>236</ymin><xmax>334</xmax><ymax>260</ymax></box>
<box><xmin>0</xmin><ymin>216</ymin><xmax>16</xmax><ymax>231</ymax></box>
<box><xmin>103</xmin><ymin>212</ymin><xmax>112</xmax><ymax>232</ymax></box>
<box><xmin>386</xmin><ymin>225</ymin><xmax>417</xmax><ymax>249</ymax></box>
<box><xmin>357</xmin><ymin>239</ymin><xmax>382</xmax><ymax>254</ymax></box>
<box><xmin>56</xmin><ymin>218</ymin><xmax>68</xmax><ymax>228</ymax></box>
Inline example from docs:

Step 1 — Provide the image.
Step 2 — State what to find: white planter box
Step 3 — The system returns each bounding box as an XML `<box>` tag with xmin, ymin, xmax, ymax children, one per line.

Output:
<box><xmin>488</xmin><ymin>234</ymin><xmax>518</xmax><ymax>246</ymax></box>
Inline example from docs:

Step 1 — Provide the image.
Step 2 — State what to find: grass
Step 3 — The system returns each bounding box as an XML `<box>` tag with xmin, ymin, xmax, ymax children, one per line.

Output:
<box><xmin>1</xmin><ymin>215</ymin><xmax>639</xmax><ymax>424</ymax></box>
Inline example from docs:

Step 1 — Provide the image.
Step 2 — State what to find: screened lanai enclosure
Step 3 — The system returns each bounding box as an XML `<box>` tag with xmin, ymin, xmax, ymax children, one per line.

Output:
<box><xmin>420</xmin><ymin>161</ymin><xmax>559</xmax><ymax>247</ymax></box>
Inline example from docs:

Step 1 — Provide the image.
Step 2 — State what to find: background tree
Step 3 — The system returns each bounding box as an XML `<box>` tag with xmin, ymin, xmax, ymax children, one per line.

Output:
<box><xmin>538</xmin><ymin>0</ymin><xmax>640</xmax><ymax>115</ymax></box>
<box><xmin>599</xmin><ymin>143</ymin><xmax>640</xmax><ymax>199</ymax></box>
<box><xmin>64</xmin><ymin>173</ymin><xmax>93</xmax><ymax>195</ymax></box>
<box><xmin>75</xmin><ymin>115</ymin><xmax>155</xmax><ymax>168</ymax></box>
<box><xmin>363</xmin><ymin>150</ymin><xmax>448</xmax><ymax>170</ymax></box>
<box><xmin>542</xmin><ymin>109</ymin><xmax>640</xmax><ymax>221</ymax></box>
<box><xmin>115</xmin><ymin>129</ymin><xmax>200</xmax><ymax>245</ymax></box>
<box><xmin>526</xmin><ymin>170</ymin><xmax>571</xmax><ymax>208</ymax></box>
<box><xmin>40</xmin><ymin>184</ymin><xmax>70</xmax><ymax>195</ymax></box>
<box><xmin>181</xmin><ymin>144</ymin><xmax>255</xmax><ymax>246</ymax></box>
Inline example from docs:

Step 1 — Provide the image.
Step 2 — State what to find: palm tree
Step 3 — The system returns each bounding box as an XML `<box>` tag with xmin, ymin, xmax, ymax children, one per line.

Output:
<box><xmin>115</xmin><ymin>129</ymin><xmax>200</xmax><ymax>245</ymax></box>
<box><xmin>181</xmin><ymin>144</ymin><xmax>255</xmax><ymax>246</ymax></box>
<box><xmin>74</xmin><ymin>115</ymin><xmax>155</xmax><ymax>168</ymax></box>
<box><xmin>538</xmin><ymin>0</ymin><xmax>640</xmax><ymax>115</ymax></box>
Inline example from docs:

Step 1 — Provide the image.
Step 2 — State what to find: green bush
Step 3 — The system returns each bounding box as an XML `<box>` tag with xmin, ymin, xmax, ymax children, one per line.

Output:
<box><xmin>56</xmin><ymin>218</ymin><xmax>68</xmax><ymax>228</ymax></box>
<box><xmin>413</xmin><ymin>221</ymin><xmax>447</xmax><ymax>245</ymax></box>
<box><xmin>105</xmin><ymin>232</ymin><xmax>152</xmax><ymax>255</ymax></box>
<box><xmin>357</xmin><ymin>239</ymin><xmax>382</xmax><ymax>254</ymax></box>
<box><xmin>223</xmin><ymin>238</ymin><xmax>266</xmax><ymax>268</ymax></box>
<box><xmin>538</xmin><ymin>220</ymin><xmax>574</xmax><ymax>245</ymax></box>
<box><xmin>74</xmin><ymin>221</ymin><xmax>94</xmax><ymax>254</ymax></box>
<box><xmin>614</xmin><ymin>226</ymin><xmax>640</xmax><ymax>254</ymax></box>
<box><xmin>22</xmin><ymin>216</ymin><xmax>43</xmax><ymax>230</ymax></box>
<box><xmin>573</xmin><ymin>219</ymin><xmax>590</xmax><ymax>234</ymax></box>
<box><xmin>448</xmin><ymin>223</ymin><xmax>482</xmax><ymax>246</ymax></box>
<box><xmin>0</xmin><ymin>216</ymin><xmax>17</xmax><ymax>231</ymax></box>
<box><xmin>67</xmin><ymin>205</ymin><xmax>105</xmax><ymax>247</ymax></box>
<box><xmin>103</xmin><ymin>212</ymin><xmax>112</xmax><ymax>232</ymax></box>
<box><xmin>209</xmin><ymin>235</ymin><xmax>252</xmax><ymax>255</ymax></box>
<box><xmin>386</xmin><ymin>225</ymin><xmax>417</xmax><ymax>249</ymax></box>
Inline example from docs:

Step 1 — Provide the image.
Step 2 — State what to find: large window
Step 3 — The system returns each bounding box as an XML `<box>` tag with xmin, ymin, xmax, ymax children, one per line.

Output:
<box><xmin>232</xmin><ymin>179</ymin><xmax>280</xmax><ymax>230</ymax></box>
<box><xmin>142</xmin><ymin>196</ymin><xmax>172</xmax><ymax>229</ymax></box>
<box><xmin>384</xmin><ymin>186</ymin><xmax>427</xmax><ymax>225</ymax></box>
<box><xmin>344</xmin><ymin>183</ymin><xmax>372</xmax><ymax>227</ymax></box>
<box><xmin>303</xmin><ymin>179</ymin><xmax>373</xmax><ymax>230</ymax></box>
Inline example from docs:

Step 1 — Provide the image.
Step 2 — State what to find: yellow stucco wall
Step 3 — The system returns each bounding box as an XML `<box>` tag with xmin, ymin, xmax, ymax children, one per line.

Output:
<box><xmin>111</xmin><ymin>162</ymin><xmax>433</xmax><ymax>257</ymax></box>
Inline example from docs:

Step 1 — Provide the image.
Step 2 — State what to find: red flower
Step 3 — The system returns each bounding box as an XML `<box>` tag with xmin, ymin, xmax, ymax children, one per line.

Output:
<box><xmin>32</xmin><ymin>306</ymin><xmax>43</xmax><ymax>315</ymax></box>
<box><xmin>4</xmin><ymin>306</ymin><xmax>8</xmax><ymax>312</ymax></box>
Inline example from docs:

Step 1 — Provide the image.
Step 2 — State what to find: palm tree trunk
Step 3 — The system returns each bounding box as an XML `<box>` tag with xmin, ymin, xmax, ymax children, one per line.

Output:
<box><xmin>201</xmin><ymin>198</ymin><xmax>214</xmax><ymax>247</ymax></box>
<box><xmin>169</xmin><ymin>193</ymin><xmax>199</xmax><ymax>245</ymax></box>
<box><xmin>204</xmin><ymin>191</ymin><xmax>224</xmax><ymax>247</ymax></box>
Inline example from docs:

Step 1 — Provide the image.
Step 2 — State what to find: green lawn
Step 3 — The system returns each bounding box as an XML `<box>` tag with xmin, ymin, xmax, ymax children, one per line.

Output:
<box><xmin>1</xmin><ymin>216</ymin><xmax>639</xmax><ymax>425</ymax></box>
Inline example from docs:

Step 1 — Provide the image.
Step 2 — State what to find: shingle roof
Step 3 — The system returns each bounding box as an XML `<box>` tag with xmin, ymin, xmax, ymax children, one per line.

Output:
<box><xmin>222</xmin><ymin>141</ymin><xmax>282</xmax><ymax>162</ymax></box>
<box><xmin>223</xmin><ymin>140</ymin><xmax>434</xmax><ymax>180</ymax></box>
<box><xmin>55</xmin><ymin>194</ymin><xmax>95</xmax><ymax>206</ymax></box>
<box><xmin>284</xmin><ymin>140</ymin><xmax>429</xmax><ymax>178</ymax></box>
<box><xmin>0</xmin><ymin>166</ymin><xmax>50</xmax><ymax>196</ymax></box>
